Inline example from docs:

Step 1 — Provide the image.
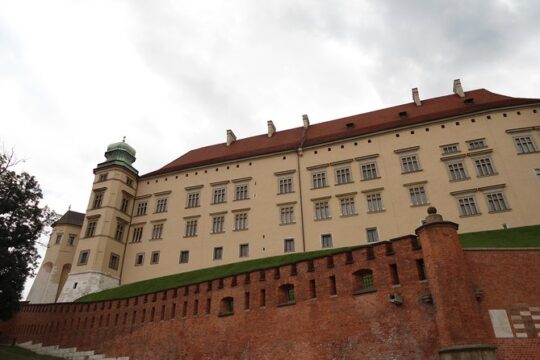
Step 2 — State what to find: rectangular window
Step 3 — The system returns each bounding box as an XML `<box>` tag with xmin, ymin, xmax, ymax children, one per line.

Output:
<box><xmin>416</xmin><ymin>259</ymin><xmax>427</xmax><ymax>280</ymax></box>
<box><xmin>278</xmin><ymin>177</ymin><xmax>293</xmax><ymax>194</ymax></box>
<box><xmin>114</xmin><ymin>222</ymin><xmax>125</xmax><ymax>241</ymax></box>
<box><xmin>98</xmin><ymin>173</ymin><xmax>108</xmax><ymax>182</ymax></box>
<box><xmin>68</xmin><ymin>234</ymin><xmax>76</xmax><ymax>246</ymax></box>
<box><xmin>408</xmin><ymin>186</ymin><xmax>428</xmax><ymax>206</ymax></box>
<box><xmin>536</xmin><ymin>168</ymin><xmax>540</xmax><ymax>180</ymax></box>
<box><xmin>441</xmin><ymin>144</ymin><xmax>460</xmax><ymax>155</ymax></box>
<box><xmin>235</xmin><ymin>184</ymin><xmax>248</xmax><ymax>200</ymax></box>
<box><xmin>187</xmin><ymin>192</ymin><xmax>200</xmax><ymax>208</ymax></box>
<box><xmin>213</xmin><ymin>247</ymin><xmax>223</xmax><ymax>260</ymax></box>
<box><xmin>78</xmin><ymin>250</ymin><xmax>90</xmax><ymax>265</ymax></box>
<box><xmin>151</xmin><ymin>223</ymin><xmax>164</xmax><ymax>240</ymax></box>
<box><xmin>514</xmin><ymin>135</ymin><xmax>537</xmax><ymax>153</ymax></box>
<box><xmin>284</xmin><ymin>238</ymin><xmax>295</xmax><ymax>253</ymax></box>
<box><xmin>457</xmin><ymin>196</ymin><xmax>480</xmax><ymax>217</ymax></box>
<box><xmin>212</xmin><ymin>187</ymin><xmax>226</xmax><ymax>204</ymax></box>
<box><xmin>85</xmin><ymin>220</ymin><xmax>97</xmax><ymax>238</ymax></box>
<box><xmin>366</xmin><ymin>228</ymin><xmax>379</xmax><ymax>243</ymax></box>
<box><xmin>475</xmin><ymin>157</ymin><xmax>496</xmax><ymax>177</ymax></box>
<box><xmin>280</xmin><ymin>206</ymin><xmax>295</xmax><ymax>225</ymax></box>
<box><xmin>314</xmin><ymin>200</ymin><xmax>330</xmax><ymax>220</ymax></box>
<box><xmin>126</xmin><ymin>177</ymin><xmax>134</xmax><ymax>187</ymax></box>
<box><xmin>321</xmin><ymin>234</ymin><xmax>333</xmax><ymax>249</ymax></box>
<box><xmin>339</xmin><ymin>196</ymin><xmax>356</xmax><ymax>216</ymax></box>
<box><xmin>467</xmin><ymin>138</ymin><xmax>487</xmax><ymax>150</ymax></box>
<box><xmin>155</xmin><ymin>198</ymin><xmax>168</xmax><ymax>213</ymax></box>
<box><xmin>132</xmin><ymin>227</ymin><xmax>143</xmax><ymax>243</ymax></box>
<box><xmin>179</xmin><ymin>250</ymin><xmax>189</xmax><ymax>264</ymax></box>
<box><xmin>447</xmin><ymin>161</ymin><xmax>468</xmax><ymax>181</ymax></box>
<box><xmin>234</xmin><ymin>212</ymin><xmax>248</xmax><ymax>230</ymax></box>
<box><xmin>485</xmin><ymin>192</ymin><xmax>509</xmax><ymax>212</ymax></box>
<box><xmin>311</xmin><ymin>171</ymin><xmax>328</xmax><ymax>188</ymax></box>
<box><xmin>360</xmin><ymin>162</ymin><xmax>378</xmax><ymax>180</ymax></box>
<box><xmin>150</xmin><ymin>251</ymin><xmax>160</xmax><ymax>265</ymax></box>
<box><xmin>400</xmin><ymin>155</ymin><xmax>421</xmax><ymax>173</ymax></box>
<box><xmin>136</xmin><ymin>201</ymin><xmax>147</xmax><ymax>216</ymax></box>
<box><xmin>239</xmin><ymin>244</ymin><xmax>249</xmax><ymax>258</ymax></box>
<box><xmin>93</xmin><ymin>191</ymin><xmax>104</xmax><ymax>209</ymax></box>
<box><xmin>335</xmin><ymin>167</ymin><xmax>352</xmax><ymax>184</ymax></box>
<box><xmin>121</xmin><ymin>197</ymin><xmax>130</xmax><ymax>213</ymax></box>
<box><xmin>55</xmin><ymin>234</ymin><xmax>62</xmax><ymax>245</ymax></box>
<box><xmin>185</xmin><ymin>219</ymin><xmax>198</xmax><ymax>237</ymax></box>
<box><xmin>135</xmin><ymin>253</ymin><xmax>144</xmax><ymax>266</ymax></box>
<box><xmin>109</xmin><ymin>253</ymin><xmax>120</xmax><ymax>270</ymax></box>
<box><xmin>366</xmin><ymin>193</ymin><xmax>384</xmax><ymax>213</ymax></box>
<box><xmin>212</xmin><ymin>215</ymin><xmax>225</xmax><ymax>233</ymax></box>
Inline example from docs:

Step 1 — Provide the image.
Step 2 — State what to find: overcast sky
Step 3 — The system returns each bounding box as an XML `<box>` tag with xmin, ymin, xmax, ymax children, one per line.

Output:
<box><xmin>2</xmin><ymin>0</ymin><xmax>540</xmax><ymax>297</ymax></box>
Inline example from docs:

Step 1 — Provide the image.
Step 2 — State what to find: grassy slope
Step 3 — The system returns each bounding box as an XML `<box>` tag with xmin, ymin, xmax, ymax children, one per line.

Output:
<box><xmin>76</xmin><ymin>225</ymin><xmax>540</xmax><ymax>303</ymax></box>
<box><xmin>0</xmin><ymin>346</ymin><xmax>62</xmax><ymax>360</ymax></box>
<box><xmin>459</xmin><ymin>224</ymin><xmax>540</xmax><ymax>248</ymax></box>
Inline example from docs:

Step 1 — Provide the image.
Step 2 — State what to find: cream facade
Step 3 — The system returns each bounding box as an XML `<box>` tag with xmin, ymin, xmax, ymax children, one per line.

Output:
<box><xmin>28</xmin><ymin>82</ymin><xmax>540</xmax><ymax>303</ymax></box>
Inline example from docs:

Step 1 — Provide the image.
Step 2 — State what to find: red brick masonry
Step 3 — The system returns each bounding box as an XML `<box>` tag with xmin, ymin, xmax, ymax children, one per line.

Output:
<box><xmin>1</xmin><ymin>221</ymin><xmax>539</xmax><ymax>359</ymax></box>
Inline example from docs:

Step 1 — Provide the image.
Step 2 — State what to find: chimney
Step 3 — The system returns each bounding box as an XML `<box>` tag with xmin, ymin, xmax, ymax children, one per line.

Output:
<box><xmin>453</xmin><ymin>79</ymin><xmax>465</xmax><ymax>98</ymax></box>
<box><xmin>412</xmin><ymin>88</ymin><xmax>421</xmax><ymax>106</ymax></box>
<box><xmin>267</xmin><ymin>120</ymin><xmax>276</xmax><ymax>138</ymax></box>
<box><xmin>302</xmin><ymin>114</ymin><xmax>310</xmax><ymax>128</ymax></box>
<box><xmin>226</xmin><ymin>129</ymin><xmax>236</xmax><ymax>146</ymax></box>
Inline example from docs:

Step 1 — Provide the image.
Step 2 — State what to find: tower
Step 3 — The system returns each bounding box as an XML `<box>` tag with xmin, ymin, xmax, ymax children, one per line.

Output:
<box><xmin>26</xmin><ymin>210</ymin><xmax>84</xmax><ymax>303</ymax></box>
<box><xmin>57</xmin><ymin>139</ymin><xmax>138</xmax><ymax>302</ymax></box>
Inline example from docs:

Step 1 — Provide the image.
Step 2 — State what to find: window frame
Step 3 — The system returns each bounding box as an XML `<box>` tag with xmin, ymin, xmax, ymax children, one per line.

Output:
<box><xmin>135</xmin><ymin>201</ymin><xmax>148</xmax><ymax>216</ymax></box>
<box><xmin>335</xmin><ymin>166</ymin><xmax>353</xmax><ymax>185</ymax></box>
<box><xmin>179</xmin><ymin>250</ymin><xmax>190</xmax><ymax>264</ymax></box>
<box><xmin>408</xmin><ymin>185</ymin><xmax>428</xmax><ymax>206</ymax></box>
<box><xmin>150</xmin><ymin>251</ymin><xmax>160</xmax><ymax>265</ymax></box>
<box><xmin>446</xmin><ymin>159</ymin><xmax>469</xmax><ymax>181</ymax></box>
<box><xmin>239</xmin><ymin>243</ymin><xmax>249</xmax><ymax>258</ymax></box>
<box><xmin>473</xmin><ymin>156</ymin><xmax>496</xmax><ymax>177</ymax></box>
<box><xmin>211</xmin><ymin>215</ymin><xmax>225</xmax><ymax>234</ymax></box>
<box><xmin>212</xmin><ymin>187</ymin><xmax>227</xmax><ymax>204</ymax></box>
<box><xmin>132</xmin><ymin>226</ymin><xmax>143</xmax><ymax>243</ymax></box>
<box><xmin>366</xmin><ymin>192</ymin><xmax>384</xmax><ymax>213</ymax></box>
<box><xmin>484</xmin><ymin>190</ymin><xmax>510</xmax><ymax>213</ymax></box>
<box><xmin>284</xmin><ymin>238</ymin><xmax>295</xmax><ymax>253</ymax></box>
<box><xmin>184</xmin><ymin>219</ymin><xmax>198</xmax><ymax>237</ymax></box>
<box><xmin>135</xmin><ymin>253</ymin><xmax>145</xmax><ymax>266</ymax></box>
<box><xmin>279</xmin><ymin>206</ymin><xmax>295</xmax><ymax>225</ymax></box>
<box><xmin>359</xmin><ymin>161</ymin><xmax>379</xmax><ymax>181</ymax></box>
<box><xmin>109</xmin><ymin>253</ymin><xmax>120</xmax><ymax>270</ymax></box>
<box><xmin>314</xmin><ymin>200</ymin><xmax>330</xmax><ymax>220</ymax></box>
<box><xmin>456</xmin><ymin>194</ymin><xmax>480</xmax><ymax>217</ymax></box>
<box><xmin>321</xmin><ymin>234</ymin><xmax>333</xmax><ymax>249</ymax></box>
<box><xmin>151</xmin><ymin>223</ymin><xmax>164</xmax><ymax>240</ymax></box>
<box><xmin>339</xmin><ymin>196</ymin><xmax>357</xmax><ymax>217</ymax></box>
<box><xmin>155</xmin><ymin>197</ymin><xmax>168</xmax><ymax>213</ymax></box>
<box><xmin>366</xmin><ymin>228</ymin><xmax>379</xmax><ymax>243</ymax></box>
<box><xmin>78</xmin><ymin>250</ymin><xmax>90</xmax><ymax>266</ymax></box>
<box><xmin>466</xmin><ymin>138</ymin><xmax>487</xmax><ymax>150</ymax></box>
<box><xmin>311</xmin><ymin>170</ymin><xmax>328</xmax><ymax>189</ymax></box>
<box><xmin>400</xmin><ymin>154</ymin><xmax>421</xmax><ymax>173</ymax></box>
<box><xmin>278</xmin><ymin>176</ymin><xmax>294</xmax><ymax>194</ymax></box>
<box><xmin>213</xmin><ymin>246</ymin><xmax>223</xmax><ymax>261</ymax></box>
<box><xmin>186</xmin><ymin>191</ymin><xmax>201</xmax><ymax>208</ymax></box>
<box><xmin>513</xmin><ymin>135</ymin><xmax>537</xmax><ymax>154</ymax></box>
<box><xmin>234</xmin><ymin>212</ymin><xmax>248</xmax><ymax>231</ymax></box>
<box><xmin>234</xmin><ymin>183</ymin><xmax>249</xmax><ymax>201</ymax></box>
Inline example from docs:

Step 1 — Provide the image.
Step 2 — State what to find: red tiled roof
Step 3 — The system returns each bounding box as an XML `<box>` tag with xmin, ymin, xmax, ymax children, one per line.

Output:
<box><xmin>142</xmin><ymin>89</ymin><xmax>539</xmax><ymax>178</ymax></box>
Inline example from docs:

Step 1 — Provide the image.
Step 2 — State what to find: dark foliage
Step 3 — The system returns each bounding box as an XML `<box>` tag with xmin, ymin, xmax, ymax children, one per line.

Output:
<box><xmin>0</xmin><ymin>151</ymin><xmax>56</xmax><ymax>320</ymax></box>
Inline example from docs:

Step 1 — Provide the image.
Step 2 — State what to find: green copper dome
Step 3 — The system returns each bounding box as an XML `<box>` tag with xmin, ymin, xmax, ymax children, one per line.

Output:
<box><xmin>95</xmin><ymin>138</ymin><xmax>138</xmax><ymax>175</ymax></box>
<box><xmin>106</xmin><ymin>141</ymin><xmax>136</xmax><ymax>157</ymax></box>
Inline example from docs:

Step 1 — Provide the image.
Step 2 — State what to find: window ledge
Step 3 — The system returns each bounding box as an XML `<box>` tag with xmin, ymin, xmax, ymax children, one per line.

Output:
<box><xmin>280</xmin><ymin>222</ymin><xmax>297</xmax><ymax>226</ymax></box>
<box><xmin>314</xmin><ymin>217</ymin><xmax>332</xmax><ymax>222</ymax></box>
<box><xmin>277</xmin><ymin>191</ymin><xmax>296</xmax><ymax>195</ymax></box>
<box><xmin>233</xmin><ymin>198</ymin><xmax>250</xmax><ymax>201</ymax></box>
<box><xmin>218</xmin><ymin>312</ymin><xmax>234</xmax><ymax>318</ymax></box>
<box><xmin>211</xmin><ymin>231</ymin><xmax>225</xmax><ymax>235</ymax></box>
<box><xmin>233</xmin><ymin>228</ymin><xmax>248</xmax><ymax>232</ymax></box>
<box><xmin>185</xmin><ymin>206</ymin><xmax>201</xmax><ymax>209</ymax></box>
<box><xmin>335</xmin><ymin>181</ymin><xmax>354</xmax><ymax>186</ymax></box>
<box><xmin>277</xmin><ymin>301</ymin><xmax>296</xmax><ymax>308</ymax></box>
<box><xmin>401</xmin><ymin>169</ymin><xmax>423</xmax><ymax>175</ymax></box>
<box><xmin>476</xmin><ymin>173</ymin><xmax>498</xmax><ymax>178</ymax></box>
<box><xmin>449</xmin><ymin>177</ymin><xmax>471</xmax><ymax>182</ymax></box>
<box><xmin>517</xmin><ymin>150</ymin><xmax>540</xmax><ymax>155</ymax></box>
<box><xmin>352</xmin><ymin>288</ymin><xmax>377</xmax><ymax>296</ymax></box>
<box><xmin>311</xmin><ymin>185</ymin><xmax>330</xmax><ymax>190</ymax></box>
<box><xmin>459</xmin><ymin>213</ymin><xmax>482</xmax><ymax>218</ymax></box>
<box><xmin>488</xmin><ymin>209</ymin><xmax>512</xmax><ymax>214</ymax></box>
<box><xmin>211</xmin><ymin>202</ymin><xmax>227</xmax><ymax>205</ymax></box>
<box><xmin>183</xmin><ymin>235</ymin><xmax>198</xmax><ymax>238</ymax></box>
<box><xmin>410</xmin><ymin>203</ymin><xmax>430</xmax><ymax>208</ymax></box>
<box><xmin>367</xmin><ymin>209</ymin><xmax>386</xmax><ymax>214</ymax></box>
<box><xmin>340</xmin><ymin>213</ymin><xmax>358</xmax><ymax>218</ymax></box>
<box><xmin>361</xmin><ymin>176</ymin><xmax>381</xmax><ymax>182</ymax></box>
<box><xmin>149</xmin><ymin>237</ymin><xmax>163</xmax><ymax>241</ymax></box>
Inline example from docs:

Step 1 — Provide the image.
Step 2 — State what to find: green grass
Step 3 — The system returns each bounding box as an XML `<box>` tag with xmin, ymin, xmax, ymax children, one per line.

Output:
<box><xmin>0</xmin><ymin>346</ymin><xmax>62</xmax><ymax>360</ymax></box>
<box><xmin>77</xmin><ymin>246</ymin><xmax>361</xmax><ymax>302</ymax></box>
<box><xmin>76</xmin><ymin>225</ymin><xmax>540</xmax><ymax>303</ymax></box>
<box><xmin>459</xmin><ymin>224</ymin><xmax>540</xmax><ymax>248</ymax></box>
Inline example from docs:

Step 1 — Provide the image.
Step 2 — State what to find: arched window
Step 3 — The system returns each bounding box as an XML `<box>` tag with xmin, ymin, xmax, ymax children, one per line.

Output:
<box><xmin>278</xmin><ymin>284</ymin><xmax>295</xmax><ymax>305</ymax></box>
<box><xmin>352</xmin><ymin>269</ymin><xmax>375</xmax><ymax>295</ymax></box>
<box><xmin>219</xmin><ymin>297</ymin><xmax>234</xmax><ymax>316</ymax></box>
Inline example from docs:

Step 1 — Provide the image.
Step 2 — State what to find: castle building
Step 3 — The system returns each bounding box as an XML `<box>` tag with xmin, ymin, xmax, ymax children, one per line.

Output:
<box><xmin>27</xmin><ymin>80</ymin><xmax>540</xmax><ymax>304</ymax></box>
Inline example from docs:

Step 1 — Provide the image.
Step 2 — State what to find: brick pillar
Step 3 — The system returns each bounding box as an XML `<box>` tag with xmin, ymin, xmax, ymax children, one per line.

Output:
<box><xmin>415</xmin><ymin>207</ymin><xmax>496</xmax><ymax>360</ymax></box>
